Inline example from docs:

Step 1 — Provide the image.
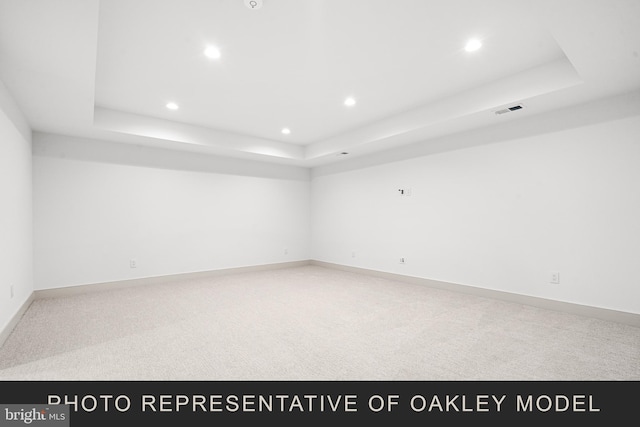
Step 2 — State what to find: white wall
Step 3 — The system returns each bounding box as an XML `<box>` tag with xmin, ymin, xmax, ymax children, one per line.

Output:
<box><xmin>33</xmin><ymin>135</ymin><xmax>310</xmax><ymax>290</ymax></box>
<box><xmin>19</xmin><ymin>91</ymin><xmax>640</xmax><ymax>317</ymax></box>
<box><xmin>311</xmin><ymin>113</ymin><xmax>640</xmax><ymax>314</ymax></box>
<box><xmin>0</xmin><ymin>80</ymin><xmax>33</xmax><ymax>333</ymax></box>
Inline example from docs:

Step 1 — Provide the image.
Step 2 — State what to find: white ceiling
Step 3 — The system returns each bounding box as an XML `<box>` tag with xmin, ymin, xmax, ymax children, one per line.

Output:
<box><xmin>1</xmin><ymin>0</ymin><xmax>639</xmax><ymax>167</ymax></box>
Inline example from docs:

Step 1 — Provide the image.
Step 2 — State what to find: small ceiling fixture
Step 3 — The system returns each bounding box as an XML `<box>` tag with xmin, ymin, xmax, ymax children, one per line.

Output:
<box><xmin>166</xmin><ymin>102</ymin><xmax>179</xmax><ymax>110</ymax></box>
<box><xmin>281</xmin><ymin>128</ymin><xmax>291</xmax><ymax>135</ymax></box>
<box><xmin>244</xmin><ymin>0</ymin><xmax>263</xmax><ymax>10</ymax></box>
<box><xmin>464</xmin><ymin>39</ymin><xmax>482</xmax><ymax>52</ymax></box>
<box><xmin>344</xmin><ymin>97</ymin><xmax>356</xmax><ymax>107</ymax></box>
<box><xmin>495</xmin><ymin>104</ymin><xmax>525</xmax><ymax>115</ymax></box>
<box><xmin>204</xmin><ymin>45</ymin><xmax>221</xmax><ymax>59</ymax></box>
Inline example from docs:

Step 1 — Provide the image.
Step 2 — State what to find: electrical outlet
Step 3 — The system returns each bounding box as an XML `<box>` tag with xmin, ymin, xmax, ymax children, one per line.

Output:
<box><xmin>399</xmin><ymin>257</ymin><xmax>406</xmax><ymax>264</ymax></box>
<box><xmin>284</xmin><ymin>248</ymin><xmax>288</xmax><ymax>255</ymax></box>
<box><xmin>352</xmin><ymin>251</ymin><xmax>356</xmax><ymax>258</ymax></box>
<box><xmin>550</xmin><ymin>272</ymin><xmax>560</xmax><ymax>284</ymax></box>
<box><xmin>10</xmin><ymin>285</ymin><xmax>14</xmax><ymax>299</ymax></box>
<box><xmin>130</xmin><ymin>259</ymin><xmax>137</xmax><ymax>268</ymax></box>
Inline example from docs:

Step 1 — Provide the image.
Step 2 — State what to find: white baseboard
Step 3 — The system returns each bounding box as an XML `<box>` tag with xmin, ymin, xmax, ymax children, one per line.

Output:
<box><xmin>311</xmin><ymin>260</ymin><xmax>640</xmax><ymax>327</ymax></box>
<box><xmin>16</xmin><ymin>259</ymin><xmax>640</xmax><ymax>331</ymax></box>
<box><xmin>35</xmin><ymin>260</ymin><xmax>311</xmax><ymax>299</ymax></box>
<box><xmin>0</xmin><ymin>292</ymin><xmax>34</xmax><ymax>348</ymax></box>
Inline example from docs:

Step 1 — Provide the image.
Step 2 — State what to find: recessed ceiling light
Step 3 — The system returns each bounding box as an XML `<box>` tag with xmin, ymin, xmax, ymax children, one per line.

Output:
<box><xmin>204</xmin><ymin>45</ymin><xmax>221</xmax><ymax>59</ymax></box>
<box><xmin>464</xmin><ymin>39</ymin><xmax>482</xmax><ymax>52</ymax></box>
<box><xmin>166</xmin><ymin>102</ymin><xmax>179</xmax><ymax>110</ymax></box>
<box><xmin>281</xmin><ymin>128</ymin><xmax>291</xmax><ymax>135</ymax></box>
<box><xmin>344</xmin><ymin>97</ymin><xmax>356</xmax><ymax>107</ymax></box>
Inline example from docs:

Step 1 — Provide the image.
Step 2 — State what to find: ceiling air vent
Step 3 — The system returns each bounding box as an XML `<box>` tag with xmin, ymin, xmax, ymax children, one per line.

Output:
<box><xmin>495</xmin><ymin>104</ymin><xmax>524</xmax><ymax>115</ymax></box>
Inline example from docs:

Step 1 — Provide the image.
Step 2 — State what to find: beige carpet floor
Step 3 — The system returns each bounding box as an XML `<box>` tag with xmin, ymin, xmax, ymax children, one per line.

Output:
<box><xmin>0</xmin><ymin>265</ymin><xmax>638</xmax><ymax>380</ymax></box>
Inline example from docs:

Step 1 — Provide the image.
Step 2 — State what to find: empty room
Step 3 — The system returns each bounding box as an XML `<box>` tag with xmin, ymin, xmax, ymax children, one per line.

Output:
<box><xmin>1</xmin><ymin>0</ymin><xmax>640</xmax><ymax>392</ymax></box>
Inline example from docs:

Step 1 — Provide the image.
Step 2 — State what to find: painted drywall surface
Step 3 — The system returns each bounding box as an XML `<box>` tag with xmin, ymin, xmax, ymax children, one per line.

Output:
<box><xmin>33</xmin><ymin>141</ymin><xmax>310</xmax><ymax>290</ymax></box>
<box><xmin>0</xmin><ymin>84</ymin><xmax>33</xmax><ymax>332</ymax></box>
<box><xmin>311</xmin><ymin>114</ymin><xmax>640</xmax><ymax>314</ymax></box>
<box><xmin>33</xmin><ymin>132</ymin><xmax>311</xmax><ymax>181</ymax></box>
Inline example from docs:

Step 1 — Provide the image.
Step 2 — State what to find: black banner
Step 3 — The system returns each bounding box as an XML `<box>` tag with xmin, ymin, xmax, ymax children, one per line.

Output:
<box><xmin>1</xmin><ymin>381</ymin><xmax>637</xmax><ymax>426</ymax></box>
